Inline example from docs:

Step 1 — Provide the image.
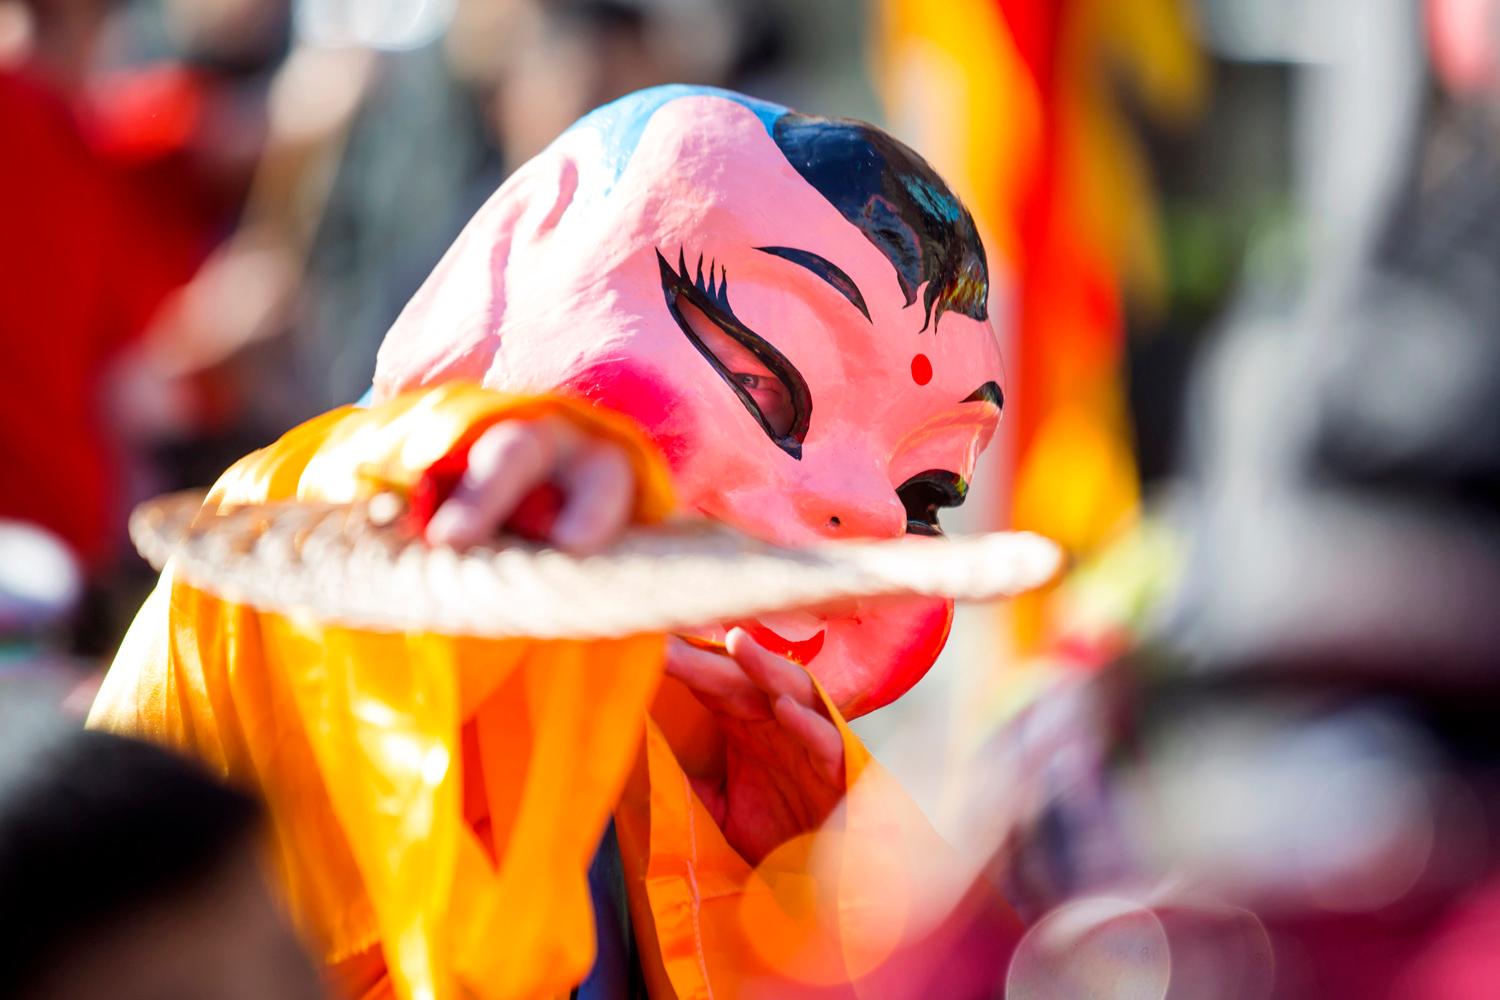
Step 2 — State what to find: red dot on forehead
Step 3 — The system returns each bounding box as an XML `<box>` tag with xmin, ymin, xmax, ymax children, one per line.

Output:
<box><xmin>910</xmin><ymin>353</ymin><xmax>933</xmax><ymax>386</ymax></box>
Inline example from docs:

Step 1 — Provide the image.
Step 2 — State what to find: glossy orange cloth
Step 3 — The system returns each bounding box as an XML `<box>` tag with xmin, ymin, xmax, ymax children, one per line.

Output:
<box><xmin>90</xmin><ymin>384</ymin><xmax>676</xmax><ymax>1000</ymax></box>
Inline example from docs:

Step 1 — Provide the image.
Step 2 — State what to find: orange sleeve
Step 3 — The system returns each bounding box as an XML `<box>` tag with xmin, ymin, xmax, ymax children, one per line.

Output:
<box><xmin>90</xmin><ymin>383</ymin><xmax>675</xmax><ymax>1000</ymax></box>
<box><xmin>615</xmin><ymin>678</ymin><xmax>1024</xmax><ymax>997</ymax></box>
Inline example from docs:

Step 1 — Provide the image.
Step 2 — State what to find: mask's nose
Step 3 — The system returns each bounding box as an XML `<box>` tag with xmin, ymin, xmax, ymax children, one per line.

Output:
<box><xmin>788</xmin><ymin>456</ymin><xmax>907</xmax><ymax>541</ymax></box>
<box><xmin>691</xmin><ymin>443</ymin><xmax>907</xmax><ymax>546</ymax></box>
<box><xmin>797</xmin><ymin>494</ymin><xmax>906</xmax><ymax>540</ymax></box>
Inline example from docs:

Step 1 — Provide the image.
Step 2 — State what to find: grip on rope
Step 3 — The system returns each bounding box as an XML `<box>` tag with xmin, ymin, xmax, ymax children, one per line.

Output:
<box><xmin>408</xmin><ymin>440</ymin><xmax>566</xmax><ymax>542</ymax></box>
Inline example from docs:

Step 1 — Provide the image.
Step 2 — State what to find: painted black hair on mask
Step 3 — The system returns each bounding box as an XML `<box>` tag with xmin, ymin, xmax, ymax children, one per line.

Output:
<box><xmin>770</xmin><ymin>112</ymin><xmax>989</xmax><ymax>333</ymax></box>
<box><xmin>574</xmin><ymin>87</ymin><xmax>989</xmax><ymax>331</ymax></box>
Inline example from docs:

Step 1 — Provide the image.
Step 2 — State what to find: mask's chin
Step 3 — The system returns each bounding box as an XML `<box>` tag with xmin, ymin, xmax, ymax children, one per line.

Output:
<box><xmin>813</xmin><ymin>596</ymin><xmax>954</xmax><ymax>719</ymax></box>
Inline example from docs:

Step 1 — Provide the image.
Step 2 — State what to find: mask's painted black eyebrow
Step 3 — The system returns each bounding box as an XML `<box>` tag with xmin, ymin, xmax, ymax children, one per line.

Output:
<box><xmin>963</xmin><ymin>381</ymin><xmax>1004</xmax><ymax>410</ymax></box>
<box><xmin>755</xmin><ymin>246</ymin><xmax>871</xmax><ymax>323</ymax></box>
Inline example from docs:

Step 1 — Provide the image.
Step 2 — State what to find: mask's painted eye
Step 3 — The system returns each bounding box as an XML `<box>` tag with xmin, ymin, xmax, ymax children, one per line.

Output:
<box><xmin>677</xmin><ymin>298</ymin><xmax>797</xmax><ymax>437</ymax></box>
<box><xmin>658</xmin><ymin>249</ymin><xmax>812</xmax><ymax>458</ymax></box>
<box><xmin>896</xmin><ymin>470</ymin><xmax>967</xmax><ymax>536</ymax></box>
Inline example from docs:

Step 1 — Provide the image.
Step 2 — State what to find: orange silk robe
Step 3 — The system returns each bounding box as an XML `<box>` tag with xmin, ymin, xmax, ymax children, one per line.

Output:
<box><xmin>91</xmin><ymin>384</ymin><xmax>1013</xmax><ymax>999</ymax></box>
<box><xmin>90</xmin><ymin>385</ymin><xmax>675</xmax><ymax>1000</ymax></box>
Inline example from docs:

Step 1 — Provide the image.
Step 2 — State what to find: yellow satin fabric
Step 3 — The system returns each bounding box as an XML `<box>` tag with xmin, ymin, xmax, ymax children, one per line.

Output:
<box><xmin>90</xmin><ymin>384</ymin><xmax>676</xmax><ymax>1000</ymax></box>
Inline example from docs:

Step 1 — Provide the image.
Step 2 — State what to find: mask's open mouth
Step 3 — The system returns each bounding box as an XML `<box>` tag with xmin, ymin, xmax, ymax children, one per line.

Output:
<box><xmin>674</xmin><ymin>617</ymin><xmax>828</xmax><ymax>666</ymax></box>
<box><xmin>741</xmin><ymin>621</ymin><xmax>826</xmax><ymax>665</ymax></box>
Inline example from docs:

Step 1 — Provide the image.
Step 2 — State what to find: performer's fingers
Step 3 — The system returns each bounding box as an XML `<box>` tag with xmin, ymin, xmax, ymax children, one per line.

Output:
<box><xmin>665</xmin><ymin>636</ymin><xmax>767</xmax><ymax>719</ymax></box>
<box><xmin>426</xmin><ymin>420</ymin><xmax>554</xmax><ymax>546</ymax></box>
<box><xmin>773</xmin><ymin>694</ymin><xmax>844</xmax><ymax>784</ymax></box>
<box><xmin>726</xmin><ymin>627</ymin><xmax>818</xmax><ymax>708</ymax></box>
<box><xmin>550</xmin><ymin>439</ymin><xmax>634</xmax><ymax>552</ymax></box>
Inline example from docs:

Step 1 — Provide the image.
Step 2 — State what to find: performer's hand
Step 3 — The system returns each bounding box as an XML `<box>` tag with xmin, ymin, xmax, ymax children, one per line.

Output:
<box><xmin>425</xmin><ymin>416</ymin><xmax>635</xmax><ymax>553</ymax></box>
<box><xmin>666</xmin><ymin>628</ymin><xmax>847</xmax><ymax>863</ymax></box>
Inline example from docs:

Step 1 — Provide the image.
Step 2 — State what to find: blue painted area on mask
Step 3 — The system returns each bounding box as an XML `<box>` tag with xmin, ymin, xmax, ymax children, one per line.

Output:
<box><xmin>564</xmin><ymin>84</ymin><xmax>788</xmax><ymax>191</ymax></box>
<box><xmin>354</xmin><ymin>387</ymin><xmax>374</xmax><ymax>408</ymax></box>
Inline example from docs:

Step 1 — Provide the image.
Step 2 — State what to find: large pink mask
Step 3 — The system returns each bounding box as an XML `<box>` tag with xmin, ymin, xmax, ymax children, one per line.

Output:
<box><xmin>374</xmin><ymin>86</ymin><xmax>1004</xmax><ymax>718</ymax></box>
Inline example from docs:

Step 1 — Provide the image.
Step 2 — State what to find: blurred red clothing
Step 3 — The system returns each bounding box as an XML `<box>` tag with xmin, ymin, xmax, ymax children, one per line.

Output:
<box><xmin>1259</xmin><ymin>873</ymin><xmax>1500</xmax><ymax>1000</ymax></box>
<box><xmin>0</xmin><ymin>67</ymin><xmax>203</xmax><ymax>570</ymax></box>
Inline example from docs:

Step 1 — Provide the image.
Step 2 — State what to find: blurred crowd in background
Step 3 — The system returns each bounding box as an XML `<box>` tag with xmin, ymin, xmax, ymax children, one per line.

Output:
<box><xmin>1</xmin><ymin>0</ymin><xmax>862</xmax><ymax>678</ymax></box>
<box><xmin>5</xmin><ymin>0</ymin><xmax>1500</xmax><ymax>996</ymax></box>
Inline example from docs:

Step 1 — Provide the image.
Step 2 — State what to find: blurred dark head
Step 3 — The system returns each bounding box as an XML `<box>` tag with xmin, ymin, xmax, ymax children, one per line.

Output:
<box><xmin>1</xmin><ymin>0</ymin><xmax>122</xmax><ymax>85</ymax></box>
<box><xmin>455</xmin><ymin>0</ymin><xmax>747</xmax><ymax>169</ymax></box>
<box><xmin>159</xmin><ymin>0</ymin><xmax>291</xmax><ymax>74</ymax></box>
<box><xmin>0</xmin><ymin>725</ymin><xmax>322</xmax><ymax>1000</ymax></box>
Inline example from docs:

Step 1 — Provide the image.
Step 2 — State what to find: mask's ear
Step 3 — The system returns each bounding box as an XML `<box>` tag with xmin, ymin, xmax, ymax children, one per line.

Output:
<box><xmin>372</xmin><ymin>147</ymin><xmax>582</xmax><ymax>401</ymax></box>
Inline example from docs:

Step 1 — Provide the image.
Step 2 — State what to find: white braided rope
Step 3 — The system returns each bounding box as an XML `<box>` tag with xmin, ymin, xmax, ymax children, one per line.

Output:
<box><xmin>131</xmin><ymin>491</ymin><xmax>1064</xmax><ymax>640</ymax></box>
